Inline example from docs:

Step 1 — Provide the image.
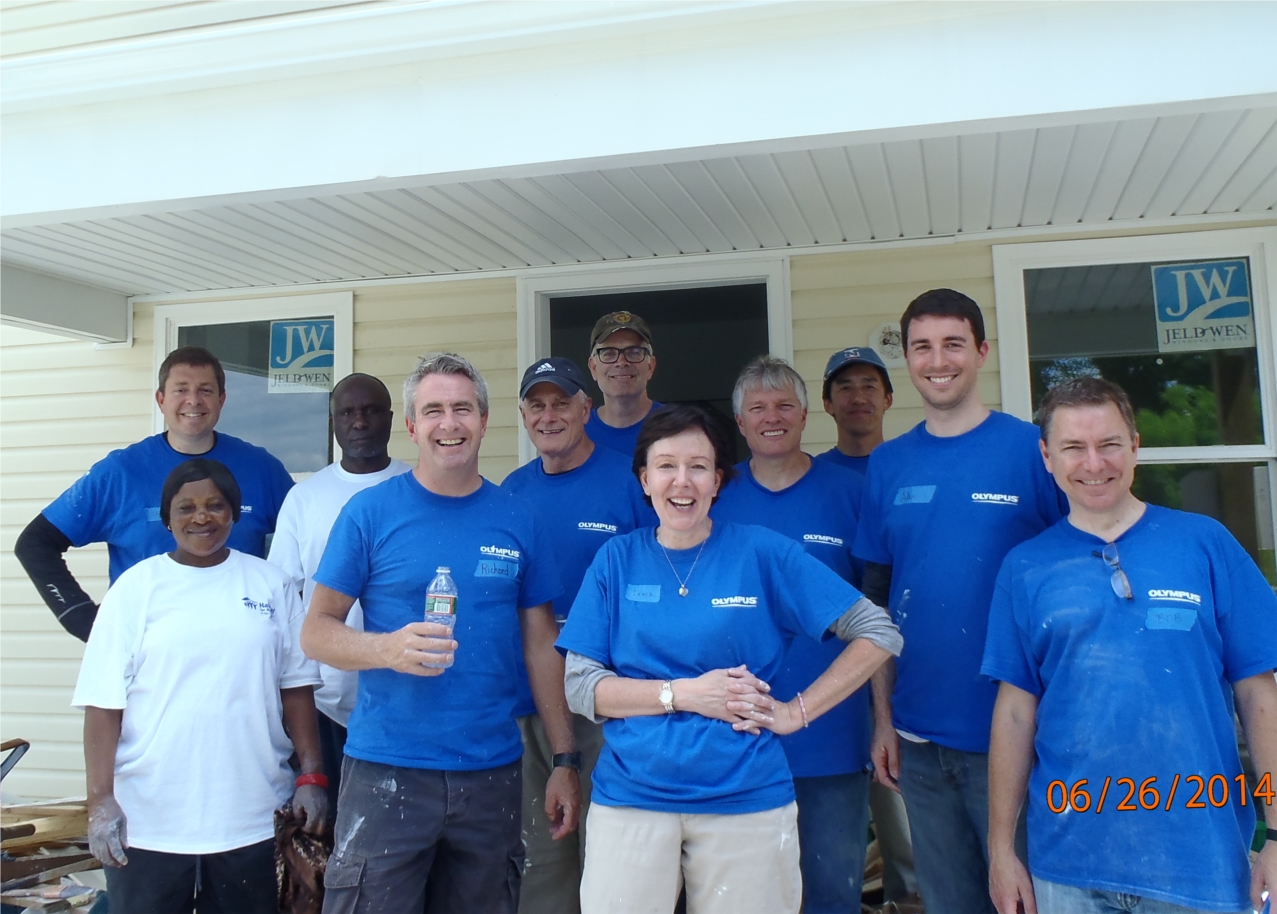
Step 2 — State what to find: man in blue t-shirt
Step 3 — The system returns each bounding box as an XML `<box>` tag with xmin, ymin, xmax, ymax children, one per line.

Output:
<box><xmin>816</xmin><ymin>346</ymin><xmax>894</xmax><ymax>477</ymax></box>
<box><xmin>15</xmin><ymin>345</ymin><xmax>294</xmax><ymax>641</ymax></box>
<box><xmin>984</xmin><ymin>377</ymin><xmax>1277</xmax><ymax>914</ymax></box>
<box><xmin>711</xmin><ymin>355</ymin><xmax>874</xmax><ymax>914</ymax></box>
<box><xmin>852</xmin><ymin>289</ymin><xmax>1066</xmax><ymax>914</ymax></box>
<box><xmin>583</xmin><ymin>311</ymin><xmax>662</xmax><ymax>456</ymax></box>
<box><xmin>301</xmin><ymin>353</ymin><xmax>579</xmax><ymax>914</ymax></box>
<box><xmin>501</xmin><ymin>356</ymin><xmax>652</xmax><ymax>914</ymax></box>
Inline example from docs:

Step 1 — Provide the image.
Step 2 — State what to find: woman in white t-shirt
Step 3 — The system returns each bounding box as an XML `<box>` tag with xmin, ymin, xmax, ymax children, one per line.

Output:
<box><xmin>74</xmin><ymin>458</ymin><xmax>326</xmax><ymax>914</ymax></box>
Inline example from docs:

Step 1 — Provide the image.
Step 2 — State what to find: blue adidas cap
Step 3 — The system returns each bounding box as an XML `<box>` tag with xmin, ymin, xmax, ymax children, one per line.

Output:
<box><xmin>519</xmin><ymin>357</ymin><xmax>590</xmax><ymax>399</ymax></box>
<box><xmin>822</xmin><ymin>347</ymin><xmax>893</xmax><ymax>395</ymax></box>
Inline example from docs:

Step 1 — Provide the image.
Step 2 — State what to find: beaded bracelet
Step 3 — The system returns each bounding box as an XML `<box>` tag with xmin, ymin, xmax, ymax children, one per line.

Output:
<box><xmin>796</xmin><ymin>692</ymin><xmax>810</xmax><ymax>729</ymax></box>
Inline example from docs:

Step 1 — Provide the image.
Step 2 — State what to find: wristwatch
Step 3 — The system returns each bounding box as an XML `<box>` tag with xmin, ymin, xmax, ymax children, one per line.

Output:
<box><xmin>552</xmin><ymin>752</ymin><xmax>583</xmax><ymax>773</ymax></box>
<box><xmin>659</xmin><ymin>680</ymin><xmax>675</xmax><ymax>714</ymax></box>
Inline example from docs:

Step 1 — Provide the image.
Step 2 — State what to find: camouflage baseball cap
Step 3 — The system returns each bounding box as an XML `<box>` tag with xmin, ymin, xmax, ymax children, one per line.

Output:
<box><xmin>589</xmin><ymin>311</ymin><xmax>654</xmax><ymax>351</ymax></box>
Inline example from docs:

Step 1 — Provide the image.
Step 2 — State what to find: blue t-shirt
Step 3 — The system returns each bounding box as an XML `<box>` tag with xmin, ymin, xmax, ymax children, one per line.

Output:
<box><xmin>501</xmin><ymin>446</ymin><xmax>656</xmax><ymax>715</ymax></box>
<box><xmin>584</xmin><ymin>402</ymin><xmax>662</xmax><ymax>457</ymax></box>
<box><xmin>712</xmin><ymin>458</ymin><xmax>871</xmax><ymax>778</ymax></box>
<box><xmin>557</xmin><ymin>521</ymin><xmax>864</xmax><ymax>814</ymax></box>
<box><xmin>852</xmin><ymin>411</ymin><xmax>1066</xmax><ymax>751</ymax></box>
<box><xmin>815</xmin><ymin>447</ymin><xmax>870</xmax><ymax>478</ymax></box>
<box><xmin>315</xmin><ymin>474</ymin><xmax>563</xmax><ymax>771</ymax></box>
<box><xmin>43</xmin><ymin>432</ymin><xmax>294</xmax><ymax>583</ymax></box>
<box><xmin>982</xmin><ymin>506</ymin><xmax>1277</xmax><ymax>912</ymax></box>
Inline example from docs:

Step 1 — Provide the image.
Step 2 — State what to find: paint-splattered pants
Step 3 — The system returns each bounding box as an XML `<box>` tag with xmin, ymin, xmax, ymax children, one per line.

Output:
<box><xmin>579</xmin><ymin>801</ymin><xmax>801</xmax><ymax>914</ymax></box>
<box><xmin>322</xmin><ymin>756</ymin><xmax>524</xmax><ymax>914</ymax></box>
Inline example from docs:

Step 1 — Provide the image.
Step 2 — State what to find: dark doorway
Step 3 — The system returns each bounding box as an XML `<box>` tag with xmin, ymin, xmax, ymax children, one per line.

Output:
<box><xmin>549</xmin><ymin>284</ymin><xmax>770</xmax><ymax>462</ymax></box>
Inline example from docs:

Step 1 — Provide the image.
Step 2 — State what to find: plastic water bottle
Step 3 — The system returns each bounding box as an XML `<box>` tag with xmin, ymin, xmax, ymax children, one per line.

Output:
<box><xmin>423</xmin><ymin>566</ymin><xmax>458</xmax><ymax>669</ymax></box>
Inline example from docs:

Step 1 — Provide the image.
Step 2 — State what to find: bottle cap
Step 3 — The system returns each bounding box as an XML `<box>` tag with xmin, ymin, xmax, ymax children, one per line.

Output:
<box><xmin>437</xmin><ymin>566</ymin><xmax>450</xmax><ymax>573</ymax></box>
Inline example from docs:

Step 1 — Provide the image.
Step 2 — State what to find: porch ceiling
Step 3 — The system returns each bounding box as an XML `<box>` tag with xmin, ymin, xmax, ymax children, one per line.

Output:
<box><xmin>3</xmin><ymin>104</ymin><xmax>1275</xmax><ymax>297</ymax></box>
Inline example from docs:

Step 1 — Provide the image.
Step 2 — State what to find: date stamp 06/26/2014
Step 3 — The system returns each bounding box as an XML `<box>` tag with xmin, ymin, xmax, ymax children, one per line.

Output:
<box><xmin>1046</xmin><ymin>772</ymin><xmax>1275</xmax><ymax>814</ymax></box>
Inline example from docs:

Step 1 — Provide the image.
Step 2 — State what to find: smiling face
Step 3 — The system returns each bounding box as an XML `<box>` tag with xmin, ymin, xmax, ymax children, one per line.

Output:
<box><xmin>639</xmin><ymin>429</ymin><xmax>723</xmax><ymax>536</ymax></box>
<box><xmin>167</xmin><ymin>477</ymin><xmax>234</xmax><ymax>566</ymax></box>
<box><xmin>332</xmin><ymin>377</ymin><xmax>394</xmax><ymax>462</ymax></box>
<box><xmin>823</xmin><ymin>363</ymin><xmax>892</xmax><ymax>437</ymax></box>
<box><xmin>736</xmin><ymin>384</ymin><xmax>806</xmax><ymax>459</ymax></box>
<box><xmin>406</xmin><ymin>372</ymin><xmax>488</xmax><ymax>475</ymax></box>
<box><xmin>588</xmin><ymin>328</ymin><xmax>656</xmax><ymax>401</ymax></box>
<box><xmin>520</xmin><ymin>381</ymin><xmax>591</xmax><ymax>461</ymax></box>
<box><xmin>156</xmin><ymin>363</ymin><xmax>225</xmax><ymax>442</ymax></box>
<box><xmin>904</xmin><ymin>315</ymin><xmax>988</xmax><ymax>413</ymax></box>
<box><xmin>1042</xmin><ymin>402</ymin><xmax>1139</xmax><ymax>516</ymax></box>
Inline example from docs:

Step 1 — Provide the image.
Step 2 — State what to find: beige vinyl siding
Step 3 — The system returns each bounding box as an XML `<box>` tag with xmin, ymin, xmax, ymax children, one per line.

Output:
<box><xmin>793</xmin><ymin>241</ymin><xmax>1000</xmax><ymax>454</ymax></box>
<box><xmin>1</xmin><ymin>306</ymin><xmax>158</xmax><ymax>800</ymax></box>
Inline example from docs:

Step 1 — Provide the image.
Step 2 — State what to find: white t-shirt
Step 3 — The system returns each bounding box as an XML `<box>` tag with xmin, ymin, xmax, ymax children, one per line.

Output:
<box><xmin>267</xmin><ymin>459</ymin><xmax>412</xmax><ymax>723</ymax></box>
<box><xmin>72</xmin><ymin>551</ymin><xmax>321</xmax><ymax>855</ymax></box>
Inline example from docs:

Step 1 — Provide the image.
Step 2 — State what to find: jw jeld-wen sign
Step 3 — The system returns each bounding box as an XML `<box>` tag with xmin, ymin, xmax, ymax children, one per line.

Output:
<box><xmin>269</xmin><ymin>319</ymin><xmax>334</xmax><ymax>393</ymax></box>
<box><xmin>1152</xmin><ymin>259</ymin><xmax>1253</xmax><ymax>354</ymax></box>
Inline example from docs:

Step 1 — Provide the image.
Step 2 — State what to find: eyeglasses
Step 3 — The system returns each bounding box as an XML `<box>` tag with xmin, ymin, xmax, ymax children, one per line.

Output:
<box><xmin>1092</xmin><ymin>541</ymin><xmax>1133</xmax><ymax>601</ymax></box>
<box><xmin>593</xmin><ymin>345</ymin><xmax>652</xmax><ymax>364</ymax></box>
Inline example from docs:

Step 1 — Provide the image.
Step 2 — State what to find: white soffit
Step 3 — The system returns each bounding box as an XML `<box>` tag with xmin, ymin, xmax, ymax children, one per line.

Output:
<box><xmin>1</xmin><ymin>106</ymin><xmax>1275</xmax><ymax>296</ymax></box>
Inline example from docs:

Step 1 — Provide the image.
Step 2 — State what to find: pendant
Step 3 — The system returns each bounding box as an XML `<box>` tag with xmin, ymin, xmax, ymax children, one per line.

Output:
<box><xmin>678</xmin><ymin>585</ymin><xmax>689</xmax><ymax>597</ymax></box>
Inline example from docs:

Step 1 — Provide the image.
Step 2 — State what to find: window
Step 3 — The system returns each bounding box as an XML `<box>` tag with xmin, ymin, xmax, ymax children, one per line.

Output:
<box><xmin>153</xmin><ymin>292</ymin><xmax>353</xmax><ymax>476</ymax></box>
<box><xmin>994</xmin><ymin>228</ymin><xmax>1277</xmax><ymax>581</ymax></box>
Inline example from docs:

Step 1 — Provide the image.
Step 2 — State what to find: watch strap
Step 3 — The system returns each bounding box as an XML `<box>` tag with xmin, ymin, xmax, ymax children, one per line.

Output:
<box><xmin>552</xmin><ymin>752</ymin><xmax>583</xmax><ymax>772</ymax></box>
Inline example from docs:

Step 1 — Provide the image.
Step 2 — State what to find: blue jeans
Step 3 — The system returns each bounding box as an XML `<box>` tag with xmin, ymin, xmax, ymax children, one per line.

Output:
<box><xmin>897</xmin><ymin>739</ymin><xmax>1006</xmax><ymax>914</ymax></box>
<box><xmin>1032</xmin><ymin>877</ymin><xmax>1251</xmax><ymax>914</ymax></box>
<box><xmin>792</xmin><ymin>771</ymin><xmax>871</xmax><ymax>914</ymax></box>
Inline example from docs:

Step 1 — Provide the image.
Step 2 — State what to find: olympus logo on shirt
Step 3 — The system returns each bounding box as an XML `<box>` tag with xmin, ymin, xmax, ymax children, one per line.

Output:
<box><xmin>242</xmin><ymin>597</ymin><xmax>275</xmax><ymax>618</ymax></box>
<box><xmin>971</xmin><ymin>492</ymin><xmax>1020</xmax><ymax>505</ymax></box>
<box><xmin>1148</xmin><ymin>589</ymin><xmax>1202</xmax><ymax>605</ymax></box>
<box><xmin>578</xmin><ymin>522</ymin><xmax>619</xmax><ymax>534</ymax></box>
<box><xmin>803</xmin><ymin>533</ymin><xmax>844</xmax><ymax>547</ymax></box>
<box><xmin>711</xmin><ymin>596</ymin><xmax>759</xmax><ymax>608</ymax></box>
<box><xmin>480</xmin><ymin>545</ymin><xmax>521</xmax><ymax>560</ymax></box>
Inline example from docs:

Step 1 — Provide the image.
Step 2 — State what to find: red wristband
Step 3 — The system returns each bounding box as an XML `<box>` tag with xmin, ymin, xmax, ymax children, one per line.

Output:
<box><xmin>295</xmin><ymin>772</ymin><xmax>328</xmax><ymax>789</ymax></box>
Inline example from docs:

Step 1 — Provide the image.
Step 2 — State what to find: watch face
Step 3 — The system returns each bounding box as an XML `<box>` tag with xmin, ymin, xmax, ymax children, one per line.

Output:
<box><xmin>660</xmin><ymin>687</ymin><xmax>674</xmax><ymax>704</ymax></box>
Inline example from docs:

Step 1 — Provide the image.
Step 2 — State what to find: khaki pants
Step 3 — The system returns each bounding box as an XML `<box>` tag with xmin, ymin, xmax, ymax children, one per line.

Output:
<box><xmin>517</xmin><ymin>713</ymin><xmax>605</xmax><ymax>914</ymax></box>
<box><xmin>579</xmin><ymin>801</ymin><xmax>801</xmax><ymax>914</ymax></box>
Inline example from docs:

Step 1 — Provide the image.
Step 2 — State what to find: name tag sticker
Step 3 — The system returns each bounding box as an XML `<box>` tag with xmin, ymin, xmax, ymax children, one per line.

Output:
<box><xmin>146</xmin><ymin>507</ymin><xmax>162</xmax><ymax>522</ymax></box>
<box><xmin>626</xmin><ymin>584</ymin><xmax>661</xmax><ymax>603</ymax></box>
<box><xmin>1146</xmin><ymin>607</ymin><xmax>1197</xmax><ymax>631</ymax></box>
<box><xmin>474</xmin><ymin>560</ymin><xmax>518</xmax><ymax>579</ymax></box>
<box><xmin>894</xmin><ymin>485</ymin><xmax>936</xmax><ymax>505</ymax></box>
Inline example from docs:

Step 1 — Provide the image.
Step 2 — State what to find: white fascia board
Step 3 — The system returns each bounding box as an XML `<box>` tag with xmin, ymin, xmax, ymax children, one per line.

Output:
<box><xmin>5</xmin><ymin>1</ymin><xmax>1276</xmax><ymax>221</ymax></box>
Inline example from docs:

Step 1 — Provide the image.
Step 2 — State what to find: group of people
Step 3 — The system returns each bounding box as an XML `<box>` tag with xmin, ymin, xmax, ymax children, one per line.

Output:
<box><xmin>15</xmin><ymin>289</ymin><xmax>1276</xmax><ymax>914</ymax></box>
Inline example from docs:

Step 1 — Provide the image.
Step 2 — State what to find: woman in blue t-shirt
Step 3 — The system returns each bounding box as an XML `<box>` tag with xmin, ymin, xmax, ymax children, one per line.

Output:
<box><xmin>557</xmin><ymin>404</ymin><xmax>902</xmax><ymax>914</ymax></box>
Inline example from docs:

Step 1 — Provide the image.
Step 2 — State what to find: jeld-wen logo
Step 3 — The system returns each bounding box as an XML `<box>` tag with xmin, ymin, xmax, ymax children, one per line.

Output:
<box><xmin>972</xmin><ymin>493</ymin><xmax>1019</xmax><ymax>505</ymax></box>
<box><xmin>1148</xmin><ymin>589</ymin><xmax>1202</xmax><ymax>605</ymax></box>
<box><xmin>711</xmin><ymin>596</ymin><xmax>759</xmax><ymax>608</ymax></box>
<box><xmin>1152</xmin><ymin>259</ymin><xmax>1253</xmax><ymax>354</ymax></box>
<box><xmin>480</xmin><ymin>545</ymin><xmax>521</xmax><ymax>560</ymax></box>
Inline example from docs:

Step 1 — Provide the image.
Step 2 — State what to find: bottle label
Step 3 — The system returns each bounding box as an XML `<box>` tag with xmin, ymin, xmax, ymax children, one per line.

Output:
<box><xmin>425</xmin><ymin>594</ymin><xmax>456</xmax><ymax>616</ymax></box>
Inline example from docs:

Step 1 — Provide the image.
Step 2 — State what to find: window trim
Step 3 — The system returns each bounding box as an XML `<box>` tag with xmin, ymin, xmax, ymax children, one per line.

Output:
<box><xmin>150</xmin><ymin>292</ymin><xmax>354</xmax><ymax>446</ymax></box>
<box><xmin>515</xmin><ymin>256</ymin><xmax>790</xmax><ymax>464</ymax></box>
<box><xmin>992</xmin><ymin>227</ymin><xmax>1277</xmax><ymax>464</ymax></box>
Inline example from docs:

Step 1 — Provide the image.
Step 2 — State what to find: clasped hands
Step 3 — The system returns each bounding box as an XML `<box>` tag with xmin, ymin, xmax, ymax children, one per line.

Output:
<box><xmin>677</xmin><ymin>665</ymin><xmax>802</xmax><ymax>736</ymax></box>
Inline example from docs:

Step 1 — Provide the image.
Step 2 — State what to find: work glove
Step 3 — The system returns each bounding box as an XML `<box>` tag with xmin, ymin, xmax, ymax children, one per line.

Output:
<box><xmin>290</xmin><ymin>783</ymin><xmax>328</xmax><ymax>834</ymax></box>
<box><xmin>87</xmin><ymin>795</ymin><xmax>129</xmax><ymax>867</ymax></box>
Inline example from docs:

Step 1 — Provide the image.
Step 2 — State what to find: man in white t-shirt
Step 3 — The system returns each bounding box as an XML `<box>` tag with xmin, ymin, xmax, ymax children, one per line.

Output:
<box><xmin>269</xmin><ymin>373</ymin><xmax>411</xmax><ymax>816</ymax></box>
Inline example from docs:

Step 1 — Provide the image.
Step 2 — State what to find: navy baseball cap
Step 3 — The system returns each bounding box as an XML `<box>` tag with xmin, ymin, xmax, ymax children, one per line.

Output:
<box><xmin>520</xmin><ymin>357</ymin><xmax>590</xmax><ymax>399</ymax></box>
<box><xmin>822</xmin><ymin>347</ymin><xmax>893</xmax><ymax>396</ymax></box>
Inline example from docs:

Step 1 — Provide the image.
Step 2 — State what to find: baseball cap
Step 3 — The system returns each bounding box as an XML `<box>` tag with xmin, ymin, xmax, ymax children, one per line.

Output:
<box><xmin>822</xmin><ymin>347</ymin><xmax>893</xmax><ymax>396</ymax></box>
<box><xmin>589</xmin><ymin>311</ymin><xmax>654</xmax><ymax>351</ymax></box>
<box><xmin>519</xmin><ymin>357</ymin><xmax>590</xmax><ymax>399</ymax></box>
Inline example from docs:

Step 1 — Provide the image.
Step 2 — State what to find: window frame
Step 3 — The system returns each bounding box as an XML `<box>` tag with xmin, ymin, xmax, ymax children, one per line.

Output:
<box><xmin>151</xmin><ymin>292</ymin><xmax>354</xmax><ymax>472</ymax></box>
<box><xmin>992</xmin><ymin>227</ymin><xmax>1277</xmax><ymax>539</ymax></box>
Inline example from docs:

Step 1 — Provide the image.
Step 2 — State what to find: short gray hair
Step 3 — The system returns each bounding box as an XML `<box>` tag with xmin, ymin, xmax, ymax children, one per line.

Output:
<box><xmin>403</xmin><ymin>353</ymin><xmax>490</xmax><ymax>418</ymax></box>
<box><xmin>731</xmin><ymin>356</ymin><xmax>808</xmax><ymax>416</ymax></box>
